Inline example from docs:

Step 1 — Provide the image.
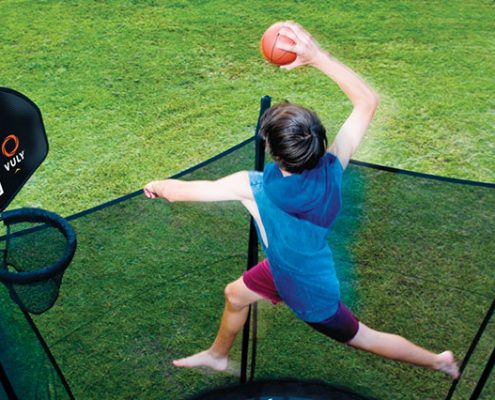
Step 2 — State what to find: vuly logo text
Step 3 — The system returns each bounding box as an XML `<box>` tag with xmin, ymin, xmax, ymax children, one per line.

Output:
<box><xmin>2</xmin><ymin>134</ymin><xmax>25</xmax><ymax>173</ymax></box>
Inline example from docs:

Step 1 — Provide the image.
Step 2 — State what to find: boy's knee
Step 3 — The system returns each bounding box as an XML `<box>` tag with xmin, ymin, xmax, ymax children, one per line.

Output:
<box><xmin>224</xmin><ymin>281</ymin><xmax>245</xmax><ymax>309</ymax></box>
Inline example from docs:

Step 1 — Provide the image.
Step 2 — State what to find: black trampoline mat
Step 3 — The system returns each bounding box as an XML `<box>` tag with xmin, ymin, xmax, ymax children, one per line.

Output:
<box><xmin>190</xmin><ymin>379</ymin><xmax>377</xmax><ymax>400</ymax></box>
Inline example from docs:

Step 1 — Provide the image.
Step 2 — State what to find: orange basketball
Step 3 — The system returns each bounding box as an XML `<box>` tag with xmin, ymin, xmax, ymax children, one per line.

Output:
<box><xmin>260</xmin><ymin>22</ymin><xmax>297</xmax><ymax>66</ymax></box>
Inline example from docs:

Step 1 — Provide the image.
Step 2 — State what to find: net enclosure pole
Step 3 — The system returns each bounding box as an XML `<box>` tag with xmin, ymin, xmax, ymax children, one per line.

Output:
<box><xmin>1</xmin><ymin>287</ymin><xmax>75</xmax><ymax>399</ymax></box>
<box><xmin>240</xmin><ymin>96</ymin><xmax>271</xmax><ymax>384</ymax></box>
<box><xmin>469</xmin><ymin>345</ymin><xmax>494</xmax><ymax>400</ymax></box>
<box><xmin>445</xmin><ymin>297</ymin><xmax>494</xmax><ymax>400</ymax></box>
<box><xmin>0</xmin><ymin>360</ymin><xmax>18</xmax><ymax>400</ymax></box>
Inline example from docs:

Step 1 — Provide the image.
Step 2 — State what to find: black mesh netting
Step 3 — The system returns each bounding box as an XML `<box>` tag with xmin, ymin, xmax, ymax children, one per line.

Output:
<box><xmin>0</xmin><ymin>209</ymin><xmax>76</xmax><ymax>315</ymax></box>
<box><xmin>0</xmin><ymin>138</ymin><xmax>493</xmax><ymax>399</ymax></box>
<box><xmin>0</xmin><ymin>282</ymin><xmax>72</xmax><ymax>399</ymax></box>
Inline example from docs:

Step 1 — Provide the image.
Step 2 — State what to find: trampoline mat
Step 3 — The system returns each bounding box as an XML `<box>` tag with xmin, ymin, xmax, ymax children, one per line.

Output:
<box><xmin>190</xmin><ymin>379</ymin><xmax>377</xmax><ymax>400</ymax></box>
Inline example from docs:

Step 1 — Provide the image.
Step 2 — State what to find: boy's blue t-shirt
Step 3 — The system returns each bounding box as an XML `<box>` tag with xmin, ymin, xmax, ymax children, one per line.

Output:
<box><xmin>249</xmin><ymin>152</ymin><xmax>343</xmax><ymax>323</ymax></box>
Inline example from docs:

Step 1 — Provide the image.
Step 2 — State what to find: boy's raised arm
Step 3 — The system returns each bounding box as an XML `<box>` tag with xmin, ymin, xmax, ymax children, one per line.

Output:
<box><xmin>144</xmin><ymin>171</ymin><xmax>253</xmax><ymax>203</ymax></box>
<box><xmin>277</xmin><ymin>21</ymin><xmax>379</xmax><ymax>170</ymax></box>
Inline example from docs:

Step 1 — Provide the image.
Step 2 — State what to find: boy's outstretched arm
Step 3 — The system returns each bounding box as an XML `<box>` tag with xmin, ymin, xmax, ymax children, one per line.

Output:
<box><xmin>277</xmin><ymin>21</ymin><xmax>379</xmax><ymax>169</ymax></box>
<box><xmin>143</xmin><ymin>171</ymin><xmax>253</xmax><ymax>203</ymax></box>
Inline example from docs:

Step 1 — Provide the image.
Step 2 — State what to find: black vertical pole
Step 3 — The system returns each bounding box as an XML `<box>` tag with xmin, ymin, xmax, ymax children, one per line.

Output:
<box><xmin>2</xmin><ymin>287</ymin><xmax>76</xmax><ymax>400</ymax></box>
<box><xmin>0</xmin><ymin>360</ymin><xmax>18</xmax><ymax>400</ymax></box>
<box><xmin>469</xmin><ymin>345</ymin><xmax>494</xmax><ymax>400</ymax></box>
<box><xmin>445</xmin><ymin>297</ymin><xmax>494</xmax><ymax>400</ymax></box>
<box><xmin>240</xmin><ymin>96</ymin><xmax>270</xmax><ymax>384</ymax></box>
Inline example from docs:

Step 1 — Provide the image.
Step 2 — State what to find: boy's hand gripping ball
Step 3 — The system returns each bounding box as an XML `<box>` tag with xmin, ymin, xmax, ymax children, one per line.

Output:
<box><xmin>260</xmin><ymin>22</ymin><xmax>297</xmax><ymax>66</ymax></box>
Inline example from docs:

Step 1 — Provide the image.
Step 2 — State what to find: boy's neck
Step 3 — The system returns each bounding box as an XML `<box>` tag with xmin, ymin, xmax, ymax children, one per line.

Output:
<box><xmin>280</xmin><ymin>168</ymin><xmax>292</xmax><ymax>177</ymax></box>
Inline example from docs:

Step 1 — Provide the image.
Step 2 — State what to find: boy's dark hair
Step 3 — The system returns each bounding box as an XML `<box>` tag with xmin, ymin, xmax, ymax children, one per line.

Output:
<box><xmin>259</xmin><ymin>103</ymin><xmax>328</xmax><ymax>173</ymax></box>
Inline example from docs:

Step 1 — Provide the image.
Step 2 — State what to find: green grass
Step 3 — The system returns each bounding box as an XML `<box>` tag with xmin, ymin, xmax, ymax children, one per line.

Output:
<box><xmin>1</xmin><ymin>1</ymin><xmax>494</xmax><ymax>399</ymax></box>
<box><xmin>3</xmin><ymin>142</ymin><xmax>490</xmax><ymax>399</ymax></box>
<box><xmin>1</xmin><ymin>0</ymin><xmax>493</xmax><ymax>217</ymax></box>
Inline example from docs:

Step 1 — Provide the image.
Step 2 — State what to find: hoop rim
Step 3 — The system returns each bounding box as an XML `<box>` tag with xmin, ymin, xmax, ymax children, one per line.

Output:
<box><xmin>0</xmin><ymin>207</ymin><xmax>76</xmax><ymax>284</ymax></box>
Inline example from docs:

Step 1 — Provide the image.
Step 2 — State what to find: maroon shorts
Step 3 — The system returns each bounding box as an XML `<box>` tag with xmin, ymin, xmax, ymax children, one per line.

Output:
<box><xmin>243</xmin><ymin>258</ymin><xmax>283</xmax><ymax>305</ymax></box>
<box><xmin>242</xmin><ymin>258</ymin><xmax>360</xmax><ymax>343</ymax></box>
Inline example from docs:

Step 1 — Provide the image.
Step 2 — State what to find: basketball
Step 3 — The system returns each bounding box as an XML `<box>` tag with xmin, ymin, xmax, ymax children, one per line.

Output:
<box><xmin>260</xmin><ymin>22</ymin><xmax>297</xmax><ymax>66</ymax></box>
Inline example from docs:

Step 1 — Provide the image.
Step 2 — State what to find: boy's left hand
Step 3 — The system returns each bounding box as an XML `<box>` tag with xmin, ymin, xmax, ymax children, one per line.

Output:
<box><xmin>276</xmin><ymin>21</ymin><xmax>324</xmax><ymax>70</ymax></box>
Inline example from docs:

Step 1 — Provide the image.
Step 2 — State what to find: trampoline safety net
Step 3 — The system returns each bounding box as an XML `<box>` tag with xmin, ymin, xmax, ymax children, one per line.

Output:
<box><xmin>0</xmin><ymin>137</ymin><xmax>493</xmax><ymax>399</ymax></box>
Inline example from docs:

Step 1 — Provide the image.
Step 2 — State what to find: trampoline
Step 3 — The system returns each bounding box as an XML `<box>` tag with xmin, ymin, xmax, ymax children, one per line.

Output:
<box><xmin>190</xmin><ymin>379</ymin><xmax>378</xmax><ymax>400</ymax></box>
<box><xmin>0</xmin><ymin>97</ymin><xmax>493</xmax><ymax>400</ymax></box>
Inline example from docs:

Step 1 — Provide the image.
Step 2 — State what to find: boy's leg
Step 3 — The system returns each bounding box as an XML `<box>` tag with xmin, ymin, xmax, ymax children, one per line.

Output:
<box><xmin>172</xmin><ymin>276</ymin><xmax>265</xmax><ymax>370</ymax></box>
<box><xmin>347</xmin><ymin>321</ymin><xmax>460</xmax><ymax>379</ymax></box>
<box><xmin>307</xmin><ymin>302</ymin><xmax>459</xmax><ymax>379</ymax></box>
<box><xmin>173</xmin><ymin>258</ymin><xmax>281</xmax><ymax>371</ymax></box>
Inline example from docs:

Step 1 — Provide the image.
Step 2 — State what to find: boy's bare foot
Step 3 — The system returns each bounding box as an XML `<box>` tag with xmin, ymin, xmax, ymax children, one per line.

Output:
<box><xmin>172</xmin><ymin>350</ymin><xmax>228</xmax><ymax>371</ymax></box>
<box><xmin>436</xmin><ymin>351</ymin><xmax>460</xmax><ymax>379</ymax></box>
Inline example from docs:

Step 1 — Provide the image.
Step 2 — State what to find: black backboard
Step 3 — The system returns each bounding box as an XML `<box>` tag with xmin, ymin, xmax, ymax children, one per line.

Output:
<box><xmin>0</xmin><ymin>88</ymin><xmax>48</xmax><ymax>212</ymax></box>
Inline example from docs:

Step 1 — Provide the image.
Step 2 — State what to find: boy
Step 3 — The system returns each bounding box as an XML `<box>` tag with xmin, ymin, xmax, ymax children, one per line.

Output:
<box><xmin>144</xmin><ymin>21</ymin><xmax>459</xmax><ymax>379</ymax></box>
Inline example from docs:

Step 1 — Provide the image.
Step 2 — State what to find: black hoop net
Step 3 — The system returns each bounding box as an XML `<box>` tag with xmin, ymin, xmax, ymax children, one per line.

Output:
<box><xmin>0</xmin><ymin>208</ymin><xmax>77</xmax><ymax>314</ymax></box>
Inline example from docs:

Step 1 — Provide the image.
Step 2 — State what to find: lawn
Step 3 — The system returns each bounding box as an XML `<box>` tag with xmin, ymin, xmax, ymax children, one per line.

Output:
<box><xmin>3</xmin><ymin>140</ymin><xmax>493</xmax><ymax>399</ymax></box>
<box><xmin>1</xmin><ymin>0</ymin><xmax>494</xmax><ymax>217</ymax></box>
<box><xmin>0</xmin><ymin>1</ymin><xmax>494</xmax><ymax>399</ymax></box>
